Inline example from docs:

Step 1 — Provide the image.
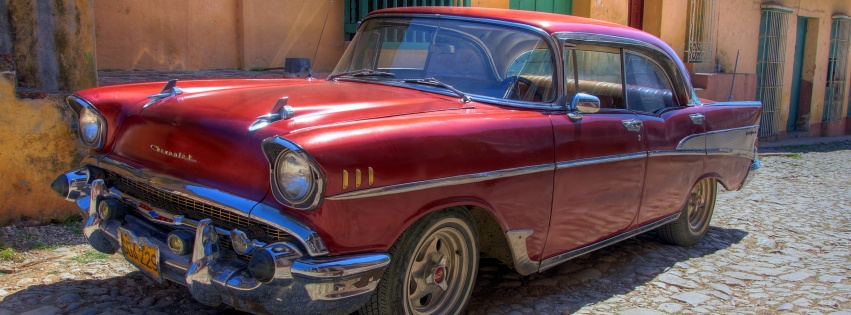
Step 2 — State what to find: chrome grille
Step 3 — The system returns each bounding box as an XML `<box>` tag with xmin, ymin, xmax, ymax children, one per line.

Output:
<box><xmin>104</xmin><ymin>171</ymin><xmax>290</xmax><ymax>243</ymax></box>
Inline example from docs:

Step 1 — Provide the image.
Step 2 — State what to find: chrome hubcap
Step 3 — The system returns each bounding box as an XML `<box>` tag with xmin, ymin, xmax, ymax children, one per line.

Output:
<box><xmin>406</xmin><ymin>227</ymin><xmax>469</xmax><ymax>315</ymax></box>
<box><xmin>687</xmin><ymin>179</ymin><xmax>714</xmax><ymax>232</ymax></box>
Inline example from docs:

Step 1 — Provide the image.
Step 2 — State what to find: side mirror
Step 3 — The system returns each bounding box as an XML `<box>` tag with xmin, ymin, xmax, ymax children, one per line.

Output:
<box><xmin>567</xmin><ymin>93</ymin><xmax>600</xmax><ymax>120</ymax></box>
<box><xmin>571</xmin><ymin>93</ymin><xmax>601</xmax><ymax>113</ymax></box>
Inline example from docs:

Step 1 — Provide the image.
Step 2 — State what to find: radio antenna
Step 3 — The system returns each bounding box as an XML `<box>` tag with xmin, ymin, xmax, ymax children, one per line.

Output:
<box><xmin>308</xmin><ymin>0</ymin><xmax>333</xmax><ymax>80</ymax></box>
<box><xmin>727</xmin><ymin>49</ymin><xmax>740</xmax><ymax>101</ymax></box>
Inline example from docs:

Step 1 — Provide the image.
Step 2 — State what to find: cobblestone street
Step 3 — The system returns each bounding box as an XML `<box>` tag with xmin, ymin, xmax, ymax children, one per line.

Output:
<box><xmin>0</xmin><ymin>141</ymin><xmax>849</xmax><ymax>315</ymax></box>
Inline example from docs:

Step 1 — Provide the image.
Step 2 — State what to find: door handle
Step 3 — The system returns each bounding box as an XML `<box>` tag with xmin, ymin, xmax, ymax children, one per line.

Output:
<box><xmin>621</xmin><ymin>119</ymin><xmax>642</xmax><ymax>132</ymax></box>
<box><xmin>689</xmin><ymin>113</ymin><xmax>705</xmax><ymax>125</ymax></box>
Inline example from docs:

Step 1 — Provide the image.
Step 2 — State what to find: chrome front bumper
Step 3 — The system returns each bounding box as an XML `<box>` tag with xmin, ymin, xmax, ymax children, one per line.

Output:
<box><xmin>58</xmin><ymin>169</ymin><xmax>389</xmax><ymax>315</ymax></box>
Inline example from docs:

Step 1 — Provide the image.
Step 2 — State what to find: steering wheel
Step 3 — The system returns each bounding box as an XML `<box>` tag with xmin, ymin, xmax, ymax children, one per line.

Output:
<box><xmin>501</xmin><ymin>76</ymin><xmax>542</xmax><ymax>101</ymax></box>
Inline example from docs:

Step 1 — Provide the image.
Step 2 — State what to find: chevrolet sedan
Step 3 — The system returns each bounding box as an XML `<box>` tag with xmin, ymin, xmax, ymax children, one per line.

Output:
<box><xmin>51</xmin><ymin>7</ymin><xmax>761</xmax><ymax>315</ymax></box>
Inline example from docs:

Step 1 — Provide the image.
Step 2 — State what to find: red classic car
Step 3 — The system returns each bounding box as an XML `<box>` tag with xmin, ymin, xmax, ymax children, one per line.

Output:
<box><xmin>50</xmin><ymin>7</ymin><xmax>760</xmax><ymax>315</ymax></box>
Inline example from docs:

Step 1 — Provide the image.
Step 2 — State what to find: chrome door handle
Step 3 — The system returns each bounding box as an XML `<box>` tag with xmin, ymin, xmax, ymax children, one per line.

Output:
<box><xmin>689</xmin><ymin>113</ymin><xmax>705</xmax><ymax>125</ymax></box>
<box><xmin>621</xmin><ymin>119</ymin><xmax>642</xmax><ymax>132</ymax></box>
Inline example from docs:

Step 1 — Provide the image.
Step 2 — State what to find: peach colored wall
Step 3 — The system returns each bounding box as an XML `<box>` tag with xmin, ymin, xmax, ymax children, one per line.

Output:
<box><xmin>239</xmin><ymin>0</ymin><xmax>345</xmax><ymax>72</ymax></box>
<box><xmin>94</xmin><ymin>0</ymin><xmax>240</xmax><ymax>70</ymax></box>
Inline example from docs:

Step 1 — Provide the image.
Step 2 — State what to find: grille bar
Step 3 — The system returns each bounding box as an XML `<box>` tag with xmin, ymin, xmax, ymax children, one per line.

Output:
<box><xmin>104</xmin><ymin>171</ymin><xmax>290</xmax><ymax>243</ymax></box>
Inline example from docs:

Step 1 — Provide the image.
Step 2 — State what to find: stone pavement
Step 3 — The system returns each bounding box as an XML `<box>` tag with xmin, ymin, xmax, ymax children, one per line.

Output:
<box><xmin>0</xmin><ymin>140</ymin><xmax>849</xmax><ymax>315</ymax></box>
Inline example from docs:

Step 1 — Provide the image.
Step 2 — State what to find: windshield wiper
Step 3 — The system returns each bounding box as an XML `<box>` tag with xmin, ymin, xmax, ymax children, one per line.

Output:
<box><xmin>402</xmin><ymin>78</ymin><xmax>471</xmax><ymax>103</ymax></box>
<box><xmin>327</xmin><ymin>69</ymin><xmax>396</xmax><ymax>81</ymax></box>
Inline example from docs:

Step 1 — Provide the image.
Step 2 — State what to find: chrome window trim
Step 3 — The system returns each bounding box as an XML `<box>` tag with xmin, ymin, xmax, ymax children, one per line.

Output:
<box><xmin>91</xmin><ymin>155</ymin><xmax>329</xmax><ymax>257</ymax></box>
<box><xmin>555</xmin><ymin>152</ymin><xmax>647</xmax><ymax>169</ymax></box>
<box><xmin>554</xmin><ymin>32</ymin><xmax>699</xmax><ymax>106</ymax></box>
<box><xmin>345</xmin><ymin>13</ymin><xmax>565</xmax><ymax>111</ymax></box>
<box><xmin>67</xmin><ymin>95</ymin><xmax>107</xmax><ymax>150</ymax></box>
<box><xmin>326</xmin><ymin>164</ymin><xmax>554</xmax><ymax>201</ymax></box>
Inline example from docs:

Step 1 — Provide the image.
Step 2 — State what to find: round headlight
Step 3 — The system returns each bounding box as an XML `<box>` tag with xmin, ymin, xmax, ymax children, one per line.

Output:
<box><xmin>79</xmin><ymin>107</ymin><xmax>102</xmax><ymax>146</ymax></box>
<box><xmin>275</xmin><ymin>151</ymin><xmax>314</xmax><ymax>202</ymax></box>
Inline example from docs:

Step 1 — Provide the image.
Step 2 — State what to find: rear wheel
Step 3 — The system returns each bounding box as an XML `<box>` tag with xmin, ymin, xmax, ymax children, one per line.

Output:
<box><xmin>658</xmin><ymin>178</ymin><xmax>717</xmax><ymax>246</ymax></box>
<box><xmin>360</xmin><ymin>208</ymin><xmax>479</xmax><ymax>315</ymax></box>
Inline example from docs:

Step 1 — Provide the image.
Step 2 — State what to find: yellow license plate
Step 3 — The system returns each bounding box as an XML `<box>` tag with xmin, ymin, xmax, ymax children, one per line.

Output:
<box><xmin>118</xmin><ymin>228</ymin><xmax>161</xmax><ymax>281</ymax></box>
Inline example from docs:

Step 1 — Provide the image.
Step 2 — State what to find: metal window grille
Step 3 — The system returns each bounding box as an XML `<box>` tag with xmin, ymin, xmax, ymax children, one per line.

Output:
<box><xmin>344</xmin><ymin>0</ymin><xmax>471</xmax><ymax>40</ymax></box>
<box><xmin>824</xmin><ymin>17</ymin><xmax>851</xmax><ymax>122</ymax></box>
<box><xmin>685</xmin><ymin>0</ymin><xmax>716</xmax><ymax>63</ymax></box>
<box><xmin>756</xmin><ymin>8</ymin><xmax>789</xmax><ymax>137</ymax></box>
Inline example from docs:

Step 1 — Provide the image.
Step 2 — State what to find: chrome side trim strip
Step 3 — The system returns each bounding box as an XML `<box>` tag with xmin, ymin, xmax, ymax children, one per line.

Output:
<box><xmin>555</xmin><ymin>152</ymin><xmax>647</xmax><ymax>169</ymax></box>
<box><xmin>648</xmin><ymin>150</ymin><xmax>705</xmax><ymax>157</ymax></box>
<box><xmin>326</xmin><ymin>164</ymin><xmax>554</xmax><ymax>201</ymax></box>
<box><xmin>538</xmin><ymin>213</ymin><xmax>680</xmax><ymax>271</ymax></box>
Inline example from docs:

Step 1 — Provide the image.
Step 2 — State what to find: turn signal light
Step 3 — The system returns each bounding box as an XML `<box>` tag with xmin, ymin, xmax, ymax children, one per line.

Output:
<box><xmin>167</xmin><ymin>230</ymin><xmax>195</xmax><ymax>256</ymax></box>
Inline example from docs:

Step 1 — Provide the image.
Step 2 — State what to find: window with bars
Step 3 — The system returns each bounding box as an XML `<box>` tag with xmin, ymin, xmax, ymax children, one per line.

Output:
<box><xmin>344</xmin><ymin>0</ymin><xmax>471</xmax><ymax>40</ymax></box>
<box><xmin>756</xmin><ymin>6</ymin><xmax>790</xmax><ymax>137</ymax></box>
<box><xmin>685</xmin><ymin>0</ymin><xmax>716</xmax><ymax>63</ymax></box>
<box><xmin>824</xmin><ymin>16</ymin><xmax>851</xmax><ymax>122</ymax></box>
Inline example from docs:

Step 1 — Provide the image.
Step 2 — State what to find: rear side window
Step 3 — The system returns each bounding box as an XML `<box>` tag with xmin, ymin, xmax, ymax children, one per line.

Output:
<box><xmin>624</xmin><ymin>51</ymin><xmax>677</xmax><ymax>113</ymax></box>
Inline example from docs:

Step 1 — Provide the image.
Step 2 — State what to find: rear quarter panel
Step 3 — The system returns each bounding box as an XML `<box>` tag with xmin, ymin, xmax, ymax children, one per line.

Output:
<box><xmin>700</xmin><ymin>101</ymin><xmax>761</xmax><ymax>190</ymax></box>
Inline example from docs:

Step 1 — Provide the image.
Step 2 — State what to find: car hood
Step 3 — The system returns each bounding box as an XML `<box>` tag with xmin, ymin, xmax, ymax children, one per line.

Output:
<box><xmin>79</xmin><ymin>79</ymin><xmax>465</xmax><ymax>203</ymax></box>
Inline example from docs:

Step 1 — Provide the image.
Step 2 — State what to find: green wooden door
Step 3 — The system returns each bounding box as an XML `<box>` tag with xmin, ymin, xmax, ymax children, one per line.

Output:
<box><xmin>510</xmin><ymin>0</ymin><xmax>572</xmax><ymax>15</ymax></box>
<box><xmin>788</xmin><ymin>17</ymin><xmax>807</xmax><ymax>131</ymax></box>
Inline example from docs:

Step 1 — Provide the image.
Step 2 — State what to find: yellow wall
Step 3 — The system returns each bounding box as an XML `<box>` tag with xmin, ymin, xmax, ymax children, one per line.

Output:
<box><xmin>643</xmin><ymin>0</ymin><xmax>688</xmax><ymax>62</ymax></box>
<box><xmin>0</xmin><ymin>74</ymin><xmax>86</xmax><ymax>225</ymax></box>
<box><xmin>472</xmin><ymin>0</ymin><xmax>510</xmax><ymax>8</ymax></box>
<box><xmin>573</xmin><ymin>0</ymin><xmax>629</xmax><ymax>26</ymax></box>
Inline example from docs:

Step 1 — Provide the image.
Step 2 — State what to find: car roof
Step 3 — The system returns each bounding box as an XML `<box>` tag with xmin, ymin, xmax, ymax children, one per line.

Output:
<box><xmin>369</xmin><ymin>7</ymin><xmax>680</xmax><ymax>62</ymax></box>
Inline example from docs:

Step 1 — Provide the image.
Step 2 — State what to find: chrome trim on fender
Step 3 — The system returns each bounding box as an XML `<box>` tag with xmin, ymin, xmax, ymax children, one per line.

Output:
<box><xmin>539</xmin><ymin>213</ymin><xmax>680</xmax><ymax>271</ymax></box>
<box><xmin>292</xmin><ymin>254</ymin><xmax>390</xmax><ymax>279</ymax></box>
<box><xmin>555</xmin><ymin>152</ymin><xmax>647</xmax><ymax>169</ymax></box>
<box><xmin>67</xmin><ymin>95</ymin><xmax>108</xmax><ymax>149</ymax></box>
<box><xmin>326</xmin><ymin>164</ymin><xmax>554</xmax><ymax>201</ymax></box>
<box><xmin>505</xmin><ymin>229</ymin><xmax>538</xmax><ymax>276</ymax></box>
<box><xmin>678</xmin><ymin>125</ymin><xmax>759</xmax><ymax>159</ymax></box>
<box><xmin>261</xmin><ymin>136</ymin><xmax>326</xmax><ymax>211</ymax></box>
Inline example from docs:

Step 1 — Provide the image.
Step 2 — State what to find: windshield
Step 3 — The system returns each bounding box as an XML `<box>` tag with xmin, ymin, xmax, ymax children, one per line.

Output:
<box><xmin>330</xmin><ymin>17</ymin><xmax>557</xmax><ymax>103</ymax></box>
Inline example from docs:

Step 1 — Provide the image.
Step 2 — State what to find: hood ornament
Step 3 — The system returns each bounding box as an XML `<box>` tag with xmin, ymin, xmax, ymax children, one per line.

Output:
<box><xmin>143</xmin><ymin>79</ymin><xmax>183</xmax><ymax>108</ymax></box>
<box><xmin>249</xmin><ymin>97</ymin><xmax>295</xmax><ymax>131</ymax></box>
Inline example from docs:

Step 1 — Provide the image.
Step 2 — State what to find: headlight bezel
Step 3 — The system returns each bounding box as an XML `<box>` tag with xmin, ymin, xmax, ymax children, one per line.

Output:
<box><xmin>262</xmin><ymin>137</ymin><xmax>325</xmax><ymax>211</ymax></box>
<box><xmin>67</xmin><ymin>95</ymin><xmax>107</xmax><ymax>150</ymax></box>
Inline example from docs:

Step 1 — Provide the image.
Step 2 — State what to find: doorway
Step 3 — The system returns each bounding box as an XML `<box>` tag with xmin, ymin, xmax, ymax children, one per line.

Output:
<box><xmin>629</xmin><ymin>0</ymin><xmax>644</xmax><ymax>29</ymax></box>
<box><xmin>788</xmin><ymin>17</ymin><xmax>808</xmax><ymax>131</ymax></box>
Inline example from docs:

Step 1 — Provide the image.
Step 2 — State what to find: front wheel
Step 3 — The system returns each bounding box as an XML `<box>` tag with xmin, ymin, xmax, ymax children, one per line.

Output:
<box><xmin>658</xmin><ymin>178</ymin><xmax>717</xmax><ymax>246</ymax></box>
<box><xmin>360</xmin><ymin>208</ymin><xmax>479</xmax><ymax>315</ymax></box>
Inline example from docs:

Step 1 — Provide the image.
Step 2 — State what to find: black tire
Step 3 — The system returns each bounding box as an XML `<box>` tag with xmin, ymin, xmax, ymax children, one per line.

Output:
<box><xmin>658</xmin><ymin>178</ymin><xmax>717</xmax><ymax>246</ymax></box>
<box><xmin>360</xmin><ymin>208</ymin><xmax>479</xmax><ymax>315</ymax></box>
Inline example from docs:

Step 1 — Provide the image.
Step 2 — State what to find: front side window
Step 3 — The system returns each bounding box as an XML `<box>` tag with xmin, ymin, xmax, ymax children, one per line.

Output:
<box><xmin>567</xmin><ymin>47</ymin><xmax>624</xmax><ymax>109</ymax></box>
<box><xmin>332</xmin><ymin>17</ymin><xmax>557</xmax><ymax>103</ymax></box>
